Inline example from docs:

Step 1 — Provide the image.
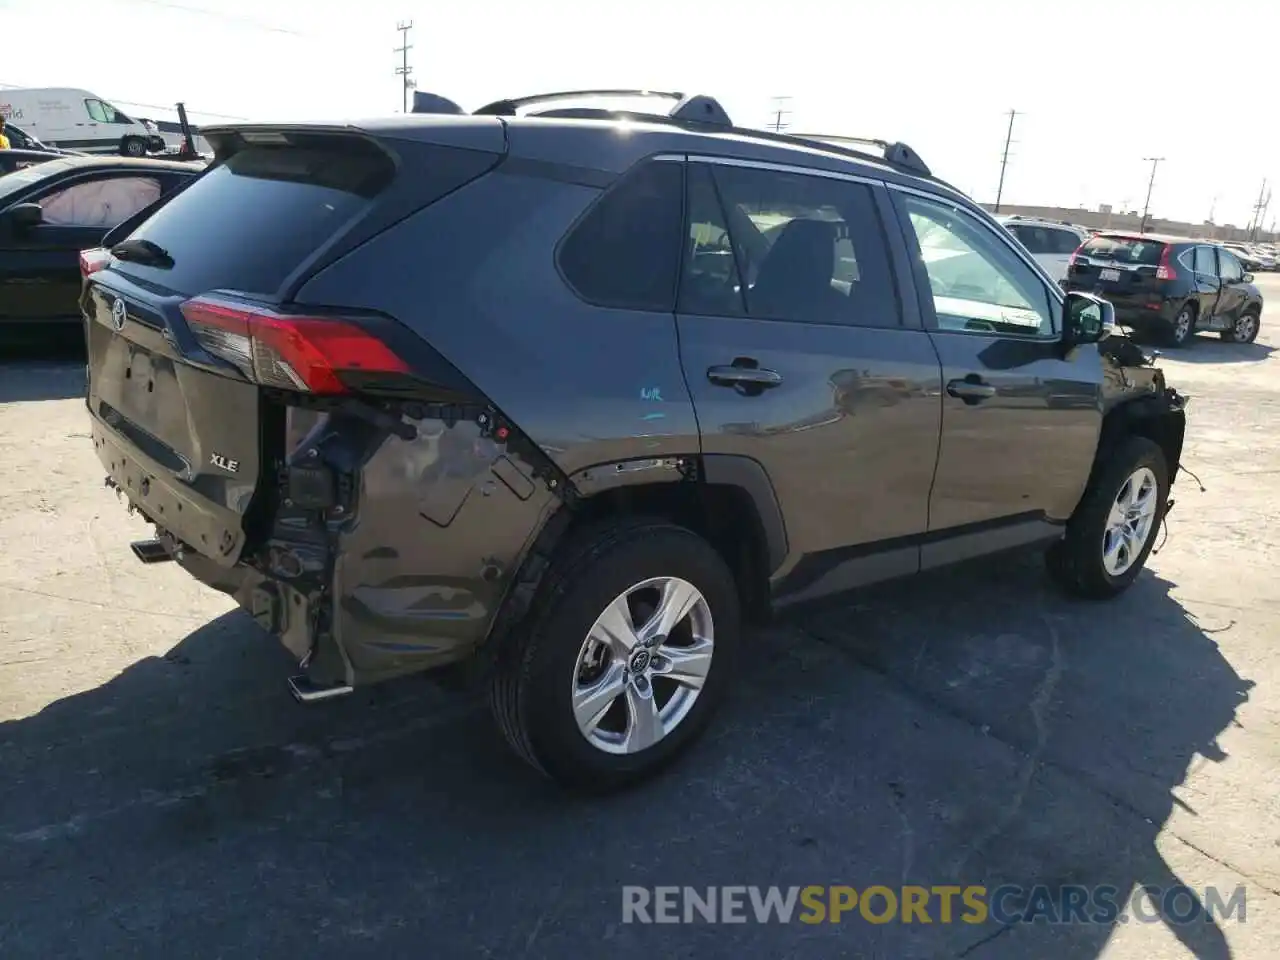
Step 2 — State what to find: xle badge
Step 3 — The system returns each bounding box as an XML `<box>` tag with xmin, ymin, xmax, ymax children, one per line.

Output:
<box><xmin>210</xmin><ymin>453</ymin><xmax>240</xmax><ymax>474</ymax></box>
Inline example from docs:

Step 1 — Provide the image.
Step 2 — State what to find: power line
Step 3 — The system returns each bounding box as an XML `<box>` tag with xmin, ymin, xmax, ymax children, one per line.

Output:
<box><xmin>0</xmin><ymin>81</ymin><xmax>247</xmax><ymax>120</ymax></box>
<box><xmin>395</xmin><ymin>21</ymin><xmax>416</xmax><ymax>114</ymax></box>
<box><xmin>112</xmin><ymin>0</ymin><xmax>307</xmax><ymax>36</ymax></box>
<box><xmin>993</xmin><ymin>109</ymin><xmax>1018</xmax><ymax>214</ymax></box>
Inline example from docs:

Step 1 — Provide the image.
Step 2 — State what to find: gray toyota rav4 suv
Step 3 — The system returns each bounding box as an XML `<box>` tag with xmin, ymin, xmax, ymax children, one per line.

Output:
<box><xmin>80</xmin><ymin>90</ymin><xmax>1187</xmax><ymax>790</ymax></box>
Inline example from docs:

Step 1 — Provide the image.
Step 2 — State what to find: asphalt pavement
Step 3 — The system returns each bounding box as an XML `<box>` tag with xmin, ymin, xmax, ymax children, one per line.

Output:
<box><xmin>2</xmin><ymin>284</ymin><xmax>1279</xmax><ymax>959</ymax></box>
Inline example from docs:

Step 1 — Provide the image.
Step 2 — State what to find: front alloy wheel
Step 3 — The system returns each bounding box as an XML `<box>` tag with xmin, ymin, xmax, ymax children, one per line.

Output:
<box><xmin>1101</xmin><ymin>467</ymin><xmax>1159</xmax><ymax>577</ymax></box>
<box><xmin>1225</xmin><ymin>311</ymin><xmax>1260</xmax><ymax>344</ymax></box>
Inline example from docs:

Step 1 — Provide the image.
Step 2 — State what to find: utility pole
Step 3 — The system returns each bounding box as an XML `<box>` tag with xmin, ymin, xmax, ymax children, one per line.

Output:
<box><xmin>1253</xmin><ymin>185</ymin><xmax>1271</xmax><ymax>242</ymax></box>
<box><xmin>1139</xmin><ymin>157</ymin><xmax>1164</xmax><ymax>234</ymax></box>
<box><xmin>768</xmin><ymin>96</ymin><xmax>791</xmax><ymax>133</ymax></box>
<box><xmin>395</xmin><ymin>20</ymin><xmax>415</xmax><ymax>113</ymax></box>
<box><xmin>993</xmin><ymin>109</ymin><xmax>1018</xmax><ymax>214</ymax></box>
<box><xmin>1208</xmin><ymin>194</ymin><xmax>1218</xmax><ymax>223</ymax></box>
<box><xmin>1247</xmin><ymin>178</ymin><xmax>1267</xmax><ymax>240</ymax></box>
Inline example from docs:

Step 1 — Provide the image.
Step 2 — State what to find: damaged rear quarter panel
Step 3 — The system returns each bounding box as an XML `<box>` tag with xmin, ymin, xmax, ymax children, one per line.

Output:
<box><xmin>333</xmin><ymin>411</ymin><xmax>559</xmax><ymax>683</ymax></box>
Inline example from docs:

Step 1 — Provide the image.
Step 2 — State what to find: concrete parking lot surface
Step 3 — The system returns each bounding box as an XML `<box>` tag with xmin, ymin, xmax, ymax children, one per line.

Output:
<box><xmin>2</xmin><ymin>284</ymin><xmax>1279</xmax><ymax>959</ymax></box>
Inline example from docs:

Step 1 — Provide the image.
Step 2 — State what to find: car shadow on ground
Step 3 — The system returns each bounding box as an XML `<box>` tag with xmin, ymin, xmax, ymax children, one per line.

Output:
<box><xmin>0</xmin><ymin>554</ymin><xmax>1252</xmax><ymax>959</ymax></box>
<box><xmin>1147</xmin><ymin>336</ymin><xmax>1275</xmax><ymax>365</ymax></box>
<box><xmin>0</xmin><ymin>336</ymin><xmax>87</xmax><ymax>403</ymax></box>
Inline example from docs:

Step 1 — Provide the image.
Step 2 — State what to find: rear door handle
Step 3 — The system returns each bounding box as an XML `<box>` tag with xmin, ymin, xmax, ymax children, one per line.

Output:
<box><xmin>707</xmin><ymin>364</ymin><xmax>783</xmax><ymax>390</ymax></box>
<box><xmin>947</xmin><ymin>377</ymin><xmax>997</xmax><ymax>403</ymax></box>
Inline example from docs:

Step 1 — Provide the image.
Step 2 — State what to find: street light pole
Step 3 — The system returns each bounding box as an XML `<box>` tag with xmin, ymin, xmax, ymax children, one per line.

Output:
<box><xmin>1139</xmin><ymin>157</ymin><xmax>1164</xmax><ymax>234</ymax></box>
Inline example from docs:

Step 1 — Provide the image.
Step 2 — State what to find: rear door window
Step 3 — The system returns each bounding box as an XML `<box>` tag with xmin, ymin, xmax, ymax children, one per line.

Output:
<box><xmin>1051</xmin><ymin>228</ymin><xmax>1084</xmax><ymax>254</ymax></box>
<box><xmin>118</xmin><ymin>141</ymin><xmax>394</xmax><ymax>296</ymax></box>
<box><xmin>681</xmin><ymin>163</ymin><xmax>900</xmax><ymax>327</ymax></box>
<box><xmin>558</xmin><ymin>159</ymin><xmax>684</xmax><ymax>312</ymax></box>
<box><xmin>1080</xmin><ymin>236</ymin><xmax>1165</xmax><ymax>266</ymax></box>
<box><xmin>1008</xmin><ymin>225</ymin><xmax>1054</xmax><ymax>254</ymax></box>
<box><xmin>1194</xmin><ymin>245</ymin><xmax>1217</xmax><ymax>276</ymax></box>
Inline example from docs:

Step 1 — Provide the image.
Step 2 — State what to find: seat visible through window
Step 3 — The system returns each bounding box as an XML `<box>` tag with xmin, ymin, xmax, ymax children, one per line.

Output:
<box><xmin>749</xmin><ymin>218</ymin><xmax>848</xmax><ymax>322</ymax></box>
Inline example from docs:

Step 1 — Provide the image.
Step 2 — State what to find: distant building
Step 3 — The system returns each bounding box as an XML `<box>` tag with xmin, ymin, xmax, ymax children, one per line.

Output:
<box><xmin>982</xmin><ymin>203</ymin><xmax>1276</xmax><ymax>244</ymax></box>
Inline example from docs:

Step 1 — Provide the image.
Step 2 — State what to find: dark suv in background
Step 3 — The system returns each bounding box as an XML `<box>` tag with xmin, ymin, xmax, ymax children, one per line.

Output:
<box><xmin>79</xmin><ymin>90</ymin><xmax>1187</xmax><ymax>791</ymax></box>
<box><xmin>1066</xmin><ymin>232</ymin><xmax>1263</xmax><ymax>347</ymax></box>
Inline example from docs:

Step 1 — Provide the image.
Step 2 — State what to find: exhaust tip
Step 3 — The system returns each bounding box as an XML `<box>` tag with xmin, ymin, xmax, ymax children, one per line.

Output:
<box><xmin>130</xmin><ymin>538</ymin><xmax>174</xmax><ymax>564</ymax></box>
<box><xmin>288</xmin><ymin>675</ymin><xmax>354</xmax><ymax>703</ymax></box>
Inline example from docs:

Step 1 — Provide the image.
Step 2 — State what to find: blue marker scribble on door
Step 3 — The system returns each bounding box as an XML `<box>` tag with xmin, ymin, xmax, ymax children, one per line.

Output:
<box><xmin>640</xmin><ymin>386</ymin><xmax>664</xmax><ymax>402</ymax></box>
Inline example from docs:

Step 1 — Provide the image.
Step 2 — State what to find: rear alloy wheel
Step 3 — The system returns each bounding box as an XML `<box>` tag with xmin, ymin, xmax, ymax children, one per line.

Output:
<box><xmin>1222</xmin><ymin>309</ymin><xmax>1260</xmax><ymax>344</ymax></box>
<box><xmin>1046</xmin><ymin>435</ymin><xmax>1169</xmax><ymax>599</ymax></box>
<box><xmin>1166</xmin><ymin>305</ymin><xmax>1195</xmax><ymax>347</ymax></box>
<box><xmin>490</xmin><ymin>519</ymin><xmax>740</xmax><ymax>791</ymax></box>
<box><xmin>571</xmin><ymin>577</ymin><xmax>714</xmax><ymax>756</ymax></box>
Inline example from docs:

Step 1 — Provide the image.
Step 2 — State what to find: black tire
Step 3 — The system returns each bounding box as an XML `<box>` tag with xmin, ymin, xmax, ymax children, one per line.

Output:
<box><xmin>1046</xmin><ymin>435</ymin><xmax>1169</xmax><ymax>600</ymax></box>
<box><xmin>1164</xmin><ymin>303</ymin><xmax>1196</xmax><ymax>348</ymax></box>
<box><xmin>489</xmin><ymin>518</ymin><xmax>741</xmax><ymax>792</ymax></box>
<box><xmin>121</xmin><ymin>136</ymin><xmax>147</xmax><ymax>157</ymax></box>
<box><xmin>1221</xmin><ymin>307</ymin><xmax>1260</xmax><ymax>344</ymax></box>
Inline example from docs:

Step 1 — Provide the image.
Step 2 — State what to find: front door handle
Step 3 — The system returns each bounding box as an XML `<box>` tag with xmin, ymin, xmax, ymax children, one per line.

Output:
<box><xmin>947</xmin><ymin>377</ymin><xmax>997</xmax><ymax>404</ymax></box>
<box><xmin>707</xmin><ymin>362</ymin><xmax>783</xmax><ymax>391</ymax></box>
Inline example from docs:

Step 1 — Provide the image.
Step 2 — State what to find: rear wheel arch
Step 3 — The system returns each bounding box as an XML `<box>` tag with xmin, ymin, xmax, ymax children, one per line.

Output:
<box><xmin>486</xmin><ymin>455</ymin><xmax>786</xmax><ymax>658</ymax></box>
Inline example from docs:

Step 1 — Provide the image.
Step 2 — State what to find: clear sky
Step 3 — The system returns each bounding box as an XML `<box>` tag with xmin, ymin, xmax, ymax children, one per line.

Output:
<box><xmin>3</xmin><ymin>0</ymin><xmax>1274</xmax><ymax>227</ymax></box>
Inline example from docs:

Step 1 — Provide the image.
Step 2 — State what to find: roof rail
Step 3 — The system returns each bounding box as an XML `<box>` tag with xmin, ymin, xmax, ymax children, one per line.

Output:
<box><xmin>418</xmin><ymin>88</ymin><xmax>936</xmax><ymax>182</ymax></box>
<box><xmin>472</xmin><ymin>89</ymin><xmax>733</xmax><ymax>127</ymax></box>
<box><xmin>788</xmin><ymin>133</ymin><xmax>931</xmax><ymax>178</ymax></box>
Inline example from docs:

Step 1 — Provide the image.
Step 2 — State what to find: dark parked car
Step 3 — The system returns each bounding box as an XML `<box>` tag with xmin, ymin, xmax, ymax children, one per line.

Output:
<box><xmin>81</xmin><ymin>90</ymin><xmax>1187</xmax><ymax>790</ymax></box>
<box><xmin>0</xmin><ymin>155</ymin><xmax>199</xmax><ymax>336</ymax></box>
<box><xmin>1066</xmin><ymin>233</ymin><xmax>1263</xmax><ymax>347</ymax></box>
<box><xmin>3</xmin><ymin>122</ymin><xmax>83</xmax><ymax>157</ymax></box>
<box><xmin>0</xmin><ymin>148</ymin><xmax>59</xmax><ymax>176</ymax></box>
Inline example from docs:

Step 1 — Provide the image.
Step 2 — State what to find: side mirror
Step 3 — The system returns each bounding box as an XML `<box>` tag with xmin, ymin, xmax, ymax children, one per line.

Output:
<box><xmin>1063</xmin><ymin>291</ymin><xmax>1113</xmax><ymax>348</ymax></box>
<box><xmin>2</xmin><ymin>202</ymin><xmax>44</xmax><ymax>231</ymax></box>
<box><xmin>1243</xmin><ymin>272</ymin><xmax>1255</xmax><ymax>284</ymax></box>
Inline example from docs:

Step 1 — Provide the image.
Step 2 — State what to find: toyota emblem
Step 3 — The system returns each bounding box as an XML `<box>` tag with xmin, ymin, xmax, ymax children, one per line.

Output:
<box><xmin>110</xmin><ymin>298</ymin><xmax>127</xmax><ymax>332</ymax></box>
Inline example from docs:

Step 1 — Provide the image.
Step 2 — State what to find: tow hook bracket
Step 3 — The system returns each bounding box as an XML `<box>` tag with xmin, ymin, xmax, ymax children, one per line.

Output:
<box><xmin>288</xmin><ymin>675</ymin><xmax>354</xmax><ymax>703</ymax></box>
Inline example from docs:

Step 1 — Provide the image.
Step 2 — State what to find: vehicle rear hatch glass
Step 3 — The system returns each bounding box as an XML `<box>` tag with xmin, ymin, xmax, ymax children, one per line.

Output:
<box><xmin>1069</xmin><ymin>235</ymin><xmax>1168</xmax><ymax>299</ymax></box>
<box><xmin>85</xmin><ymin>134</ymin><xmax>398</xmax><ymax>565</ymax></box>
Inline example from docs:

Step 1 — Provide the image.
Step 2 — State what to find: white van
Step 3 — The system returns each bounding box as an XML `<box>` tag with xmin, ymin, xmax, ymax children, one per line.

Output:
<box><xmin>0</xmin><ymin>88</ymin><xmax>165</xmax><ymax>157</ymax></box>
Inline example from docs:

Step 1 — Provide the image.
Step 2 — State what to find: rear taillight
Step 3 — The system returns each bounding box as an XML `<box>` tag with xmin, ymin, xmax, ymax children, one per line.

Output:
<box><xmin>1155</xmin><ymin>245</ymin><xmax>1177</xmax><ymax>281</ymax></box>
<box><xmin>79</xmin><ymin>247</ymin><xmax>113</xmax><ymax>279</ymax></box>
<box><xmin>1068</xmin><ymin>241</ymin><xmax>1087</xmax><ymax>271</ymax></box>
<box><xmin>180</xmin><ymin>294</ymin><xmax>410</xmax><ymax>395</ymax></box>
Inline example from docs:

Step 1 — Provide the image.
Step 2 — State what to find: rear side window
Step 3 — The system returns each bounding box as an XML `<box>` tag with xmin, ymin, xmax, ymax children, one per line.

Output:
<box><xmin>119</xmin><ymin>140</ymin><xmax>394</xmax><ymax>296</ymax></box>
<box><xmin>1081</xmin><ymin>236</ymin><xmax>1165</xmax><ymax>266</ymax></box>
<box><xmin>558</xmin><ymin>160</ymin><xmax>684</xmax><ymax>312</ymax></box>
<box><xmin>37</xmin><ymin>175</ymin><xmax>162</xmax><ymax>228</ymax></box>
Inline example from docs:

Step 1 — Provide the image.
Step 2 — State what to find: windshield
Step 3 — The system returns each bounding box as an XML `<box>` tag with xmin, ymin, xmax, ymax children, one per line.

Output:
<box><xmin>0</xmin><ymin>158</ymin><xmax>78</xmax><ymax>204</ymax></box>
<box><xmin>1080</xmin><ymin>235</ymin><xmax>1166</xmax><ymax>266</ymax></box>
